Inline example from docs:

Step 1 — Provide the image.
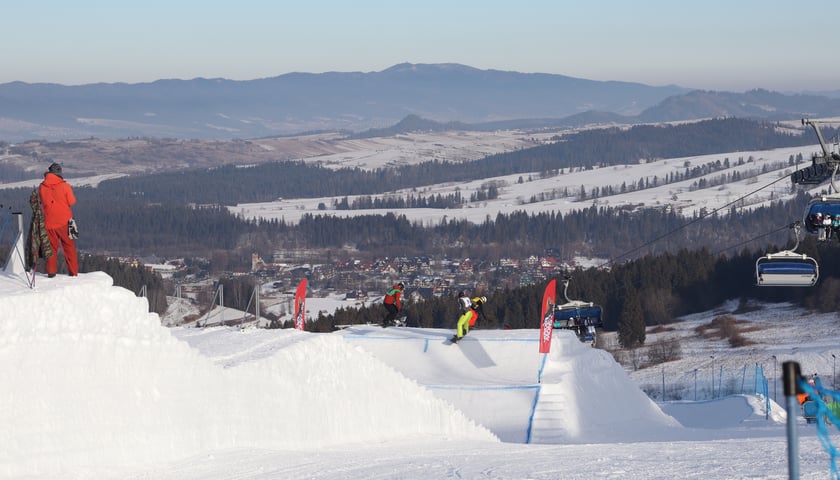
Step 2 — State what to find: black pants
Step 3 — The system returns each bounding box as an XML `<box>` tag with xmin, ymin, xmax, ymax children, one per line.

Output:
<box><xmin>383</xmin><ymin>303</ymin><xmax>399</xmax><ymax>325</ymax></box>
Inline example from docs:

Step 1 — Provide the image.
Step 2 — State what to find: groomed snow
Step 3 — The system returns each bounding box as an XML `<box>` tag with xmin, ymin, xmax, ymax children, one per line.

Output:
<box><xmin>0</xmin><ymin>270</ymin><xmax>835</xmax><ymax>479</ymax></box>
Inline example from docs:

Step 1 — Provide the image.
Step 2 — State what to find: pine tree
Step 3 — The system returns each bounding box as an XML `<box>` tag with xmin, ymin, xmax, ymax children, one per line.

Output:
<box><xmin>618</xmin><ymin>284</ymin><xmax>645</xmax><ymax>349</ymax></box>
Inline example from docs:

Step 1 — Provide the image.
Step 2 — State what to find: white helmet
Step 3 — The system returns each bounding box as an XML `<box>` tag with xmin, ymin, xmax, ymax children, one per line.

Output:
<box><xmin>479</xmin><ymin>296</ymin><xmax>487</xmax><ymax>303</ymax></box>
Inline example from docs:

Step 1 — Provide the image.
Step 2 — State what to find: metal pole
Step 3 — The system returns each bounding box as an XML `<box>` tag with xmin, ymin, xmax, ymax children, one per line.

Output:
<box><xmin>710</xmin><ymin>356</ymin><xmax>715</xmax><ymax>399</ymax></box>
<box><xmin>741</xmin><ymin>364</ymin><xmax>747</xmax><ymax>394</ymax></box>
<box><xmin>255</xmin><ymin>280</ymin><xmax>260</xmax><ymax>326</ymax></box>
<box><xmin>14</xmin><ymin>211</ymin><xmax>35</xmax><ymax>289</ymax></box>
<box><xmin>783</xmin><ymin>361</ymin><xmax>801</xmax><ymax>480</ymax></box>
<box><xmin>773</xmin><ymin>355</ymin><xmax>778</xmax><ymax>404</ymax></box>
<box><xmin>661</xmin><ymin>365</ymin><xmax>665</xmax><ymax>401</ymax></box>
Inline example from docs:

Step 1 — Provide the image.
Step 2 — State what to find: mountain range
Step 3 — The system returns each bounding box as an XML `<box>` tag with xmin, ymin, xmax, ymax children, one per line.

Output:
<box><xmin>2</xmin><ymin>63</ymin><xmax>840</xmax><ymax>141</ymax></box>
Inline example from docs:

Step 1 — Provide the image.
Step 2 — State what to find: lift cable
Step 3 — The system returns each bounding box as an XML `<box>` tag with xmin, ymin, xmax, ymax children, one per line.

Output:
<box><xmin>711</xmin><ymin>222</ymin><xmax>799</xmax><ymax>257</ymax></box>
<box><xmin>597</xmin><ymin>173</ymin><xmax>792</xmax><ymax>270</ymax></box>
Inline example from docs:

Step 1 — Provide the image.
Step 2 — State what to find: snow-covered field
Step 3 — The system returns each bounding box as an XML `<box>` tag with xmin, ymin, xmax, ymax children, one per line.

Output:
<box><xmin>1</xmin><ymin>269</ymin><xmax>838</xmax><ymax>479</ymax></box>
<box><xmin>630</xmin><ymin>300</ymin><xmax>840</xmax><ymax>405</ymax></box>
<box><xmin>231</xmin><ymin>143</ymin><xmax>829</xmax><ymax>226</ymax></box>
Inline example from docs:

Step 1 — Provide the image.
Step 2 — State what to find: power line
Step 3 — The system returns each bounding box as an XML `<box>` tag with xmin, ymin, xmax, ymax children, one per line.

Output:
<box><xmin>598</xmin><ymin>173</ymin><xmax>793</xmax><ymax>269</ymax></box>
<box><xmin>711</xmin><ymin>222</ymin><xmax>797</xmax><ymax>257</ymax></box>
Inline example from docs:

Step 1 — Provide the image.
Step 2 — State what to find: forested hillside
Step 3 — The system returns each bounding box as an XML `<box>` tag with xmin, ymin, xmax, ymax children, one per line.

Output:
<box><xmin>0</xmin><ymin>118</ymin><xmax>832</xmax><ymax>263</ymax></box>
<box><xmin>0</xmin><ymin>185</ymin><xmax>816</xmax><ymax>264</ymax></box>
<box><xmin>7</xmin><ymin>118</ymin><xmax>825</xmax><ymax>207</ymax></box>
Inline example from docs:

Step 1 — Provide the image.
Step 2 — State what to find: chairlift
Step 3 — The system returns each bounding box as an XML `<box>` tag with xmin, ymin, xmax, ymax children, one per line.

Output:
<box><xmin>803</xmin><ymin>194</ymin><xmax>840</xmax><ymax>239</ymax></box>
<box><xmin>553</xmin><ymin>276</ymin><xmax>603</xmax><ymax>345</ymax></box>
<box><xmin>554</xmin><ymin>303</ymin><xmax>603</xmax><ymax>328</ymax></box>
<box><xmin>755</xmin><ymin>223</ymin><xmax>819</xmax><ymax>287</ymax></box>
<box><xmin>794</xmin><ymin>119</ymin><xmax>840</xmax><ymax>240</ymax></box>
<box><xmin>790</xmin><ymin>118</ymin><xmax>840</xmax><ymax>186</ymax></box>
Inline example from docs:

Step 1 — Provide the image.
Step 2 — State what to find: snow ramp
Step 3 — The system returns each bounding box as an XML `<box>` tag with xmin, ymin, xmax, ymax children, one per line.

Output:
<box><xmin>0</xmin><ymin>272</ymin><xmax>495</xmax><ymax>478</ymax></box>
<box><xmin>340</xmin><ymin>326</ymin><xmax>681</xmax><ymax>444</ymax></box>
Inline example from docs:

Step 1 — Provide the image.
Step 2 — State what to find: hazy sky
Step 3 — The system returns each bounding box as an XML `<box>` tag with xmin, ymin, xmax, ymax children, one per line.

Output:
<box><xmin>2</xmin><ymin>0</ymin><xmax>837</xmax><ymax>92</ymax></box>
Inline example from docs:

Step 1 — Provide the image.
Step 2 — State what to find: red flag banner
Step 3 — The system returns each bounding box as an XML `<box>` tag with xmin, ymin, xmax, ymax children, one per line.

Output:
<box><xmin>294</xmin><ymin>278</ymin><xmax>307</xmax><ymax>331</ymax></box>
<box><xmin>539</xmin><ymin>279</ymin><xmax>556</xmax><ymax>353</ymax></box>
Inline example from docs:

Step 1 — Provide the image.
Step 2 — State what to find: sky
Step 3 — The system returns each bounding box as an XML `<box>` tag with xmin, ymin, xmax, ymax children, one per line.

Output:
<box><xmin>1</xmin><ymin>267</ymin><xmax>839</xmax><ymax>479</ymax></box>
<box><xmin>2</xmin><ymin>0</ymin><xmax>838</xmax><ymax>91</ymax></box>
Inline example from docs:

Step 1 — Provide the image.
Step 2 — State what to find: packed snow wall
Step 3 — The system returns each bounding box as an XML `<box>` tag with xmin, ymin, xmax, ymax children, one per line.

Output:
<box><xmin>339</xmin><ymin>327</ymin><xmax>682</xmax><ymax>444</ymax></box>
<box><xmin>0</xmin><ymin>272</ymin><xmax>496</xmax><ymax>477</ymax></box>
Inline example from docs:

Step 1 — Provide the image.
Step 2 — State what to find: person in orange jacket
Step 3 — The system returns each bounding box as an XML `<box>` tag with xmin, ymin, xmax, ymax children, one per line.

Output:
<box><xmin>381</xmin><ymin>282</ymin><xmax>404</xmax><ymax>327</ymax></box>
<box><xmin>39</xmin><ymin>163</ymin><xmax>78</xmax><ymax>277</ymax></box>
<box><xmin>798</xmin><ymin>374</ymin><xmax>819</xmax><ymax>405</ymax></box>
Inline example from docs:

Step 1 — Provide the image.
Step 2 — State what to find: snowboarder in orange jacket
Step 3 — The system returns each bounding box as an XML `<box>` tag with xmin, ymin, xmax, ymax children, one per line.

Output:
<box><xmin>381</xmin><ymin>282</ymin><xmax>404</xmax><ymax>327</ymax></box>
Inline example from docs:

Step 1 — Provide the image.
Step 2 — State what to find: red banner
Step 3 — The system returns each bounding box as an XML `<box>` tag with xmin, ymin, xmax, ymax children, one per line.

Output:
<box><xmin>539</xmin><ymin>279</ymin><xmax>556</xmax><ymax>353</ymax></box>
<box><xmin>294</xmin><ymin>278</ymin><xmax>307</xmax><ymax>331</ymax></box>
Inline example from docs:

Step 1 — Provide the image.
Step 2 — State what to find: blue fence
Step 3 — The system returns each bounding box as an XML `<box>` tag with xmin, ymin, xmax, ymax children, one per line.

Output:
<box><xmin>639</xmin><ymin>363</ymin><xmax>770</xmax><ymax>405</ymax></box>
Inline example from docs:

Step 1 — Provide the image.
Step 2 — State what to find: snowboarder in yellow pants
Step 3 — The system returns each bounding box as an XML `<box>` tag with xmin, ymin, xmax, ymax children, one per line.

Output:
<box><xmin>457</xmin><ymin>308</ymin><xmax>477</xmax><ymax>339</ymax></box>
<box><xmin>452</xmin><ymin>296</ymin><xmax>486</xmax><ymax>343</ymax></box>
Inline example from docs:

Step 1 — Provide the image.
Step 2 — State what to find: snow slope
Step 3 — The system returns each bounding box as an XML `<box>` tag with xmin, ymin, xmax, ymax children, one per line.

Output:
<box><xmin>0</xmin><ymin>272</ymin><xmax>493</xmax><ymax>478</ymax></box>
<box><xmin>0</xmin><ymin>270</ymin><xmax>835</xmax><ymax>479</ymax></box>
<box><xmin>231</xmin><ymin>144</ymin><xmax>827</xmax><ymax>225</ymax></box>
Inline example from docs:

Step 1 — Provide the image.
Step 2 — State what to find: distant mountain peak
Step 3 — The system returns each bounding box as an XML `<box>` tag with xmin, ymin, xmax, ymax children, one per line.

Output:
<box><xmin>381</xmin><ymin>62</ymin><xmax>478</xmax><ymax>74</ymax></box>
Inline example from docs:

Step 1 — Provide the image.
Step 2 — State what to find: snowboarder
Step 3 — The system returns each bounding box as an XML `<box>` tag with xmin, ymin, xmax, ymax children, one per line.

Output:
<box><xmin>38</xmin><ymin>163</ymin><xmax>78</xmax><ymax>277</ymax></box>
<box><xmin>381</xmin><ymin>282</ymin><xmax>404</xmax><ymax>327</ymax></box>
<box><xmin>451</xmin><ymin>295</ymin><xmax>486</xmax><ymax>343</ymax></box>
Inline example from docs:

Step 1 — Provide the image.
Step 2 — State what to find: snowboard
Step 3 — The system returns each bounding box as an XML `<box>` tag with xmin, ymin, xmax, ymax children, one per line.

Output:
<box><xmin>382</xmin><ymin>316</ymin><xmax>407</xmax><ymax>328</ymax></box>
<box><xmin>444</xmin><ymin>335</ymin><xmax>461</xmax><ymax>345</ymax></box>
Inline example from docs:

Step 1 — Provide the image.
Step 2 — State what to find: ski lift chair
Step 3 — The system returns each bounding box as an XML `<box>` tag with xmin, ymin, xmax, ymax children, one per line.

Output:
<box><xmin>755</xmin><ymin>223</ymin><xmax>818</xmax><ymax>287</ymax></box>
<box><xmin>804</xmin><ymin>196</ymin><xmax>840</xmax><ymax>237</ymax></box>
<box><xmin>755</xmin><ymin>252</ymin><xmax>819</xmax><ymax>287</ymax></box>
<box><xmin>802</xmin><ymin>154</ymin><xmax>840</xmax><ymax>238</ymax></box>
<box><xmin>552</xmin><ymin>276</ymin><xmax>604</xmax><ymax>345</ymax></box>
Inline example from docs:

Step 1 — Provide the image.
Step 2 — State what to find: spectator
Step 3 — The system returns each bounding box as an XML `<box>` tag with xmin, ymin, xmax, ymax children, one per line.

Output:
<box><xmin>39</xmin><ymin>163</ymin><xmax>78</xmax><ymax>277</ymax></box>
<box><xmin>832</xmin><ymin>215</ymin><xmax>840</xmax><ymax>241</ymax></box>
<box><xmin>823</xmin><ymin>214</ymin><xmax>833</xmax><ymax>242</ymax></box>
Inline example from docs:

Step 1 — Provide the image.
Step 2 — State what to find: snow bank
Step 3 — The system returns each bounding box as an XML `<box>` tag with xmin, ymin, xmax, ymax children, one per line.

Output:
<box><xmin>536</xmin><ymin>330</ymin><xmax>682</xmax><ymax>442</ymax></box>
<box><xmin>337</xmin><ymin>327</ymin><xmax>681</xmax><ymax>444</ymax></box>
<box><xmin>0</xmin><ymin>272</ymin><xmax>495</xmax><ymax>477</ymax></box>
